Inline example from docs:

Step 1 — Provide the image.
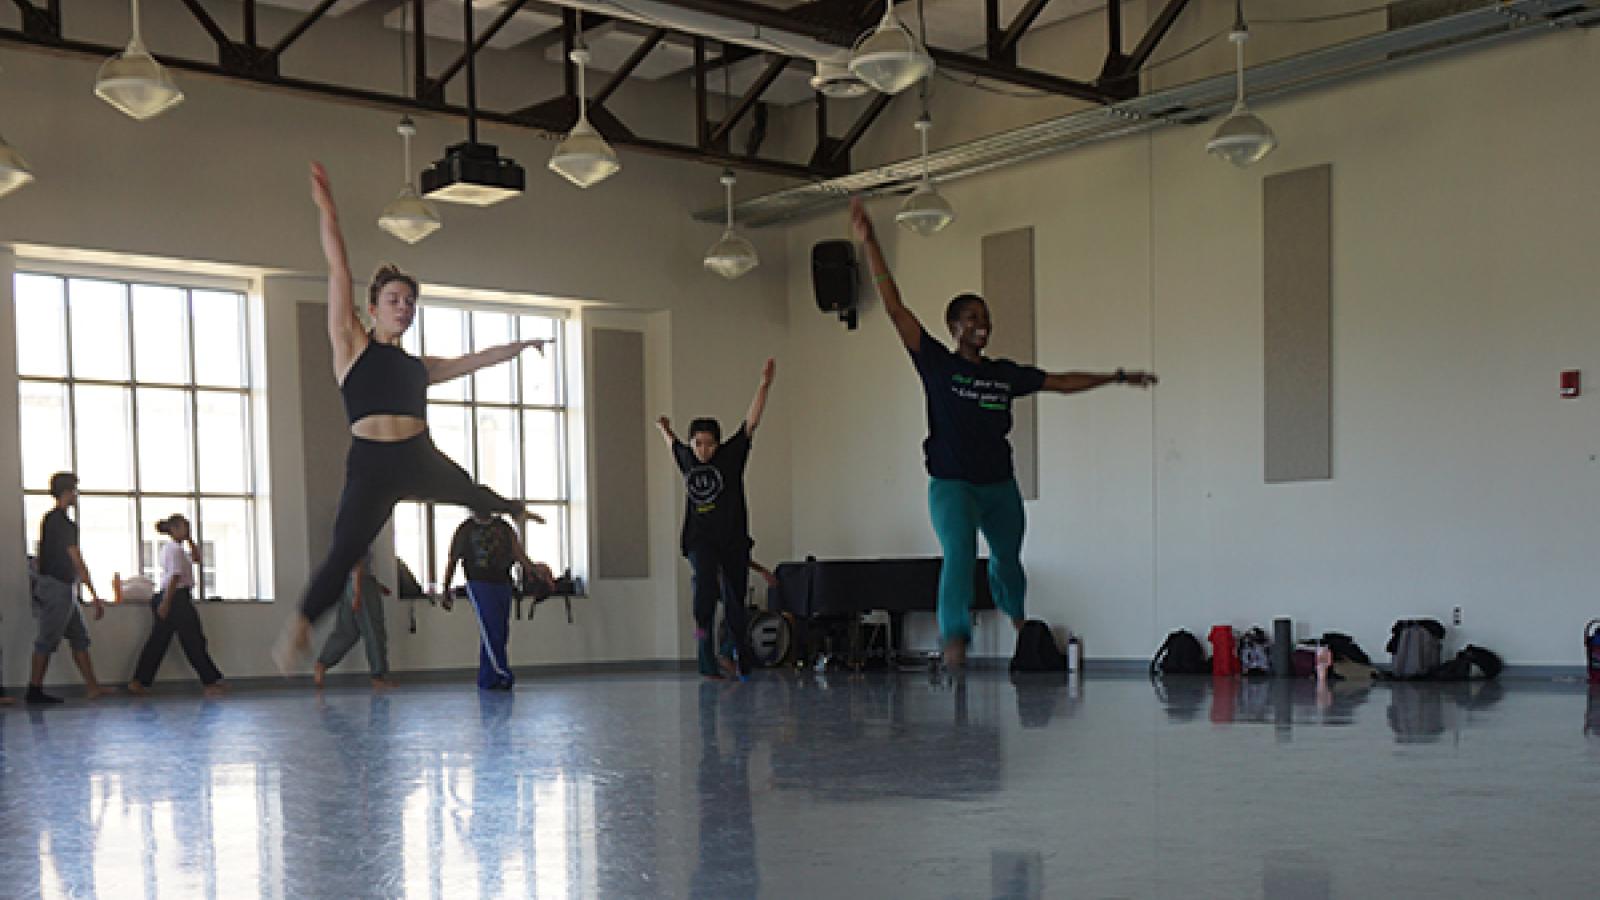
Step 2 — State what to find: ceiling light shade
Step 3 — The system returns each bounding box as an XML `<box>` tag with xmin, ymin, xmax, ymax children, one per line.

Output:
<box><xmin>849</xmin><ymin>3</ymin><xmax>933</xmax><ymax>95</ymax></box>
<box><xmin>1208</xmin><ymin>3</ymin><xmax>1276</xmax><ymax>168</ymax></box>
<box><xmin>1207</xmin><ymin>103</ymin><xmax>1277</xmax><ymax>167</ymax></box>
<box><xmin>896</xmin><ymin>113</ymin><xmax>953</xmax><ymax>235</ymax></box>
<box><xmin>810</xmin><ymin>55</ymin><xmax>871</xmax><ymax>99</ymax></box>
<box><xmin>704</xmin><ymin>169</ymin><xmax>758</xmax><ymax>279</ymax></box>
<box><xmin>549</xmin><ymin>119</ymin><xmax>620</xmax><ymax>188</ymax></box>
<box><xmin>378</xmin><ymin>185</ymin><xmax>443</xmax><ymax>243</ymax></box>
<box><xmin>95</xmin><ymin>1</ymin><xmax>182</xmax><ymax>120</ymax></box>
<box><xmin>896</xmin><ymin>180</ymin><xmax>955</xmax><ymax>235</ymax></box>
<box><xmin>0</xmin><ymin>134</ymin><xmax>34</xmax><ymax>199</ymax></box>
<box><xmin>705</xmin><ymin>230</ymin><xmax>759</xmax><ymax>280</ymax></box>
<box><xmin>378</xmin><ymin>117</ymin><xmax>441</xmax><ymax>243</ymax></box>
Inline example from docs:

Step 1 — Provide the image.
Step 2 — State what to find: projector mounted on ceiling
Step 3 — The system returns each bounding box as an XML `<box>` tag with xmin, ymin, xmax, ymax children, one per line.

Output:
<box><xmin>420</xmin><ymin>141</ymin><xmax>526</xmax><ymax>207</ymax></box>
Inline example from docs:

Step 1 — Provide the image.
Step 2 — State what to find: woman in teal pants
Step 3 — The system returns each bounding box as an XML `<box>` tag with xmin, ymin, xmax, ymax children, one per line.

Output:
<box><xmin>850</xmin><ymin>198</ymin><xmax>1156</xmax><ymax>668</ymax></box>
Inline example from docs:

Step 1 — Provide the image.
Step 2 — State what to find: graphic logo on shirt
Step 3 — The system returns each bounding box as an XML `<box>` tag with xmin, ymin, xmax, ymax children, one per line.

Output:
<box><xmin>685</xmin><ymin>465</ymin><xmax>724</xmax><ymax>512</ymax></box>
<box><xmin>950</xmin><ymin>373</ymin><xmax>1013</xmax><ymax>411</ymax></box>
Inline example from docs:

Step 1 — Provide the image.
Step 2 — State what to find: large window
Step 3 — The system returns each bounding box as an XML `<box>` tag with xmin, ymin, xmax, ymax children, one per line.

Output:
<box><xmin>15</xmin><ymin>271</ymin><xmax>265</xmax><ymax>600</ymax></box>
<box><xmin>392</xmin><ymin>304</ymin><xmax>569</xmax><ymax>591</ymax></box>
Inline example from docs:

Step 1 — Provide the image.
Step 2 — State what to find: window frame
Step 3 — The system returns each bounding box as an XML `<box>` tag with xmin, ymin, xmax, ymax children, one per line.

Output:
<box><xmin>15</xmin><ymin>267</ymin><xmax>266</xmax><ymax>602</ymax></box>
<box><xmin>392</xmin><ymin>299</ymin><xmax>573</xmax><ymax>592</ymax></box>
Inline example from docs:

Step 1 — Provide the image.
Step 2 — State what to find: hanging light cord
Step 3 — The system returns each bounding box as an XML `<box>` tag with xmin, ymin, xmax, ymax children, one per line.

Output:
<box><xmin>130</xmin><ymin>0</ymin><xmax>145</xmax><ymax>47</ymax></box>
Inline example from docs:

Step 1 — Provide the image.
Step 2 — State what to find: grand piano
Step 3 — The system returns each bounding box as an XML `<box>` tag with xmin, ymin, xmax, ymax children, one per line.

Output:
<box><xmin>767</xmin><ymin>557</ymin><xmax>994</xmax><ymax>667</ymax></box>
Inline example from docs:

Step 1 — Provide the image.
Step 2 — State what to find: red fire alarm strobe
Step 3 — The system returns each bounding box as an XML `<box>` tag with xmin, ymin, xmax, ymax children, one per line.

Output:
<box><xmin>1561</xmin><ymin>369</ymin><xmax>1581</xmax><ymax>398</ymax></box>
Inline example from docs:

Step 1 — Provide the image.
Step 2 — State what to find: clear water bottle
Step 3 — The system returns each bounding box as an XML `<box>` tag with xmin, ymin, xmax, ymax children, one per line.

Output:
<box><xmin>1067</xmin><ymin>632</ymin><xmax>1082</xmax><ymax>675</ymax></box>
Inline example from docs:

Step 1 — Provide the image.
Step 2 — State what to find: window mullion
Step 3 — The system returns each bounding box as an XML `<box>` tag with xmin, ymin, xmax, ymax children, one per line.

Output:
<box><xmin>125</xmin><ymin>281</ymin><xmax>145</xmax><ymax>578</ymax></box>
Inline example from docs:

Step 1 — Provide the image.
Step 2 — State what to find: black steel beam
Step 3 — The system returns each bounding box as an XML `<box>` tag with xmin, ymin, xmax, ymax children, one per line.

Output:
<box><xmin>931</xmin><ymin>48</ymin><xmax>1114</xmax><ymax>103</ymax></box>
<box><xmin>435</xmin><ymin>0</ymin><xmax>529</xmax><ymax>89</ymax></box>
<box><xmin>694</xmin><ymin>36</ymin><xmax>708</xmax><ymax>149</ymax></box>
<box><xmin>1123</xmin><ymin>0</ymin><xmax>1195</xmax><ymax>73</ymax></box>
<box><xmin>0</xmin><ymin>28</ymin><xmax>821</xmax><ymax>181</ymax></box>
<box><xmin>592</xmin><ymin>28</ymin><xmax>666</xmax><ymax>109</ymax></box>
<box><xmin>12</xmin><ymin>0</ymin><xmax>59</xmax><ymax>40</ymax></box>
<box><xmin>177</xmin><ymin>0</ymin><xmax>233</xmax><ymax>50</ymax></box>
<box><xmin>831</xmin><ymin>91</ymin><xmax>892</xmax><ymax>164</ymax></box>
<box><xmin>708</xmin><ymin>54</ymin><xmax>789</xmax><ymax>146</ymax></box>
<box><xmin>244</xmin><ymin>0</ymin><xmax>257</xmax><ymax>47</ymax></box>
<box><xmin>412</xmin><ymin>0</ymin><xmax>428</xmax><ymax>100</ymax></box>
<box><xmin>997</xmin><ymin>0</ymin><xmax>1053</xmax><ymax>61</ymax></box>
<box><xmin>268</xmin><ymin>0</ymin><xmax>341</xmax><ymax>62</ymax></box>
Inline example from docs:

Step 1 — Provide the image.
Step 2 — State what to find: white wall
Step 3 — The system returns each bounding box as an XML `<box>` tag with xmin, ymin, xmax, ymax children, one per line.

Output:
<box><xmin>0</xmin><ymin>2</ymin><xmax>792</xmax><ymax>686</ymax></box>
<box><xmin>779</xmin><ymin>9</ymin><xmax>1600</xmax><ymax>667</ymax></box>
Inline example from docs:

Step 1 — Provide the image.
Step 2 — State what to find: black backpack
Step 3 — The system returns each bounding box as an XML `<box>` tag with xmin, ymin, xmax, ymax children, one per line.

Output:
<box><xmin>1151</xmin><ymin>629</ymin><xmax>1210</xmax><ymax>676</ymax></box>
<box><xmin>1428</xmin><ymin>644</ymin><xmax>1503</xmax><ymax>681</ymax></box>
<box><xmin>1010</xmin><ymin>620</ymin><xmax>1068</xmax><ymax>673</ymax></box>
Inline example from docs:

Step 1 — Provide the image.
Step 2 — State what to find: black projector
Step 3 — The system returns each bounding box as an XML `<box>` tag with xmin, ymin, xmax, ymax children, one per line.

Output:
<box><xmin>420</xmin><ymin>141</ymin><xmax>526</xmax><ymax>206</ymax></box>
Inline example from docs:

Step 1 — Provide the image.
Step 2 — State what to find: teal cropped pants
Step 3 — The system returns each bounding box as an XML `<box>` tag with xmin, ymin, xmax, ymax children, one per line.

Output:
<box><xmin>928</xmin><ymin>477</ymin><xmax>1027</xmax><ymax>643</ymax></box>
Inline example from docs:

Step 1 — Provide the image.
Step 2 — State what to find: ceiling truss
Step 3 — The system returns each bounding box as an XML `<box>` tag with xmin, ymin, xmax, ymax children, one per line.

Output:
<box><xmin>0</xmin><ymin>0</ymin><xmax>1194</xmax><ymax>180</ymax></box>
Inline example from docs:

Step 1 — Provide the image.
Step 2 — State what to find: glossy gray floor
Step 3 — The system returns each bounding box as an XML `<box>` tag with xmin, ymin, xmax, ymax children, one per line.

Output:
<box><xmin>2</xmin><ymin>671</ymin><xmax>1596</xmax><ymax>899</ymax></box>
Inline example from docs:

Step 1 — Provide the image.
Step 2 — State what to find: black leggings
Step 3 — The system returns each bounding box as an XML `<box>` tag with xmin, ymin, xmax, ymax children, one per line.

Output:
<box><xmin>132</xmin><ymin>587</ymin><xmax>223</xmax><ymax>687</ymax></box>
<box><xmin>300</xmin><ymin>432</ymin><xmax>519</xmax><ymax>622</ymax></box>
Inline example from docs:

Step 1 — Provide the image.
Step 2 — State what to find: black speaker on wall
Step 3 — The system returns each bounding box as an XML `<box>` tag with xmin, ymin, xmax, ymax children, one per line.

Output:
<box><xmin>811</xmin><ymin>239</ymin><xmax>859</xmax><ymax>330</ymax></box>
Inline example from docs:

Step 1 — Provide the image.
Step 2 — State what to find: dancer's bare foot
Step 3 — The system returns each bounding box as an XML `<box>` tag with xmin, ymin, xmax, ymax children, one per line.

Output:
<box><xmin>716</xmin><ymin>656</ymin><xmax>740</xmax><ymax>680</ymax></box>
<box><xmin>203</xmin><ymin>682</ymin><xmax>227</xmax><ymax>699</ymax></box>
<box><xmin>941</xmin><ymin>638</ymin><xmax>968</xmax><ymax>671</ymax></box>
<box><xmin>313</xmin><ymin>662</ymin><xmax>327</xmax><ymax>688</ymax></box>
<box><xmin>272</xmin><ymin>616</ymin><xmax>312</xmax><ymax>674</ymax></box>
<box><xmin>83</xmin><ymin>684</ymin><xmax>114</xmax><ymax>700</ymax></box>
<box><xmin>126</xmin><ymin>681</ymin><xmax>148</xmax><ymax>696</ymax></box>
<box><xmin>370</xmin><ymin>677</ymin><xmax>398</xmax><ymax>690</ymax></box>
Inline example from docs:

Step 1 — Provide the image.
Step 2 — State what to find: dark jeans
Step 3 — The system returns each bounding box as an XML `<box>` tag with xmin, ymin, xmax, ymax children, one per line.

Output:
<box><xmin>687</xmin><ymin>543</ymin><xmax>754</xmax><ymax>676</ymax></box>
<box><xmin>301</xmin><ymin>432</ymin><xmax>519</xmax><ymax>623</ymax></box>
<box><xmin>132</xmin><ymin>588</ymin><xmax>223</xmax><ymax>687</ymax></box>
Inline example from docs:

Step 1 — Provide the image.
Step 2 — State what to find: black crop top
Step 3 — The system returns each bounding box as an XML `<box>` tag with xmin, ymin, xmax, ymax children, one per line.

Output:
<box><xmin>340</xmin><ymin>339</ymin><xmax>429</xmax><ymax>424</ymax></box>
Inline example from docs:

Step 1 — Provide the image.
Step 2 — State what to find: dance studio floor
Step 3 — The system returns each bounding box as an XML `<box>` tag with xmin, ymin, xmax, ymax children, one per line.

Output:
<box><xmin>1</xmin><ymin>670</ymin><xmax>1595</xmax><ymax>899</ymax></box>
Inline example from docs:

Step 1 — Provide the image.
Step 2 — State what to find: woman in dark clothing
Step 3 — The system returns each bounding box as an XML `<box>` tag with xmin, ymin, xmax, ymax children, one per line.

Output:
<box><xmin>274</xmin><ymin>162</ymin><xmax>549</xmax><ymax>670</ymax></box>
<box><xmin>849</xmin><ymin>198</ymin><xmax>1155</xmax><ymax>669</ymax></box>
<box><xmin>128</xmin><ymin>514</ymin><xmax>225</xmax><ymax>696</ymax></box>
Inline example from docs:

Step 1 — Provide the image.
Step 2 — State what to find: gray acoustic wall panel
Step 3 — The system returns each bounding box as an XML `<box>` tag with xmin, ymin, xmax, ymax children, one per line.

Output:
<box><xmin>1264</xmin><ymin>164</ymin><xmax>1333</xmax><ymax>483</ymax></box>
<box><xmin>982</xmin><ymin>227</ymin><xmax>1039</xmax><ymax>500</ymax></box>
<box><xmin>590</xmin><ymin>327</ymin><xmax>650</xmax><ymax>578</ymax></box>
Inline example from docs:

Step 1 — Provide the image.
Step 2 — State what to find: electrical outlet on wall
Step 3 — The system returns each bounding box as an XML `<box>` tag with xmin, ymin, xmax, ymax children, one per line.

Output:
<box><xmin>1452</xmin><ymin>606</ymin><xmax>1463</xmax><ymax>627</ymax></box>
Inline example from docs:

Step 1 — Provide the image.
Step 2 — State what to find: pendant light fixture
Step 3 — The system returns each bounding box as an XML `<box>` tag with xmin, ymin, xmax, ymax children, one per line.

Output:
<box><xmin>704</xmin><ymin>169</ymin><xmax>758</xmax><ymax>279</ymax></box>
<box><xmin>1206</xmin><ymin>0</ymin><xmax>1277</xmax><ymax>167</ymax></box>
<box><xmin>420</xmin><ymin>0</ymin><xmax>525</xmax><ymax>205</ymax></box>
<box><xmin>548</xmin><ymin>17</ymin><xmax>620</xmax><ymax>189</ymax></box>
<box><xmin>0</xmin><ymin>130</ymin><xmax>33</xmax><ymax>200</ymax></box>
<box><xmin>849</xmin><ymin>0</ymin><xmax>934</xmax><ymax>95</ymax></box>
<box><xmin>378</xmin><ymin>117</ymin><xmax>442</xmax><ymax>243</ymax></box>
<box><xmin>95</xmin><ymin>0</ymin><xmax>184</xmax><ymax>120</ymax></box>
<box><xmin>896</xmin><ymin>113</ymin><xmax>954</xmax><ymax>235</ymax></box>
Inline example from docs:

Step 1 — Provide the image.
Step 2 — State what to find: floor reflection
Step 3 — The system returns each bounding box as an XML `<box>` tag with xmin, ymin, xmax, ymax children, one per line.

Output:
<box><xmin>0</xmin><ymin>671</ymin><xmax>1594</xmax><ymax>898</ymax></box>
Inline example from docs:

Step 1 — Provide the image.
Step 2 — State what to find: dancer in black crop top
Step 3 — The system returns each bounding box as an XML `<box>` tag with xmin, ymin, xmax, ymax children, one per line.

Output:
<box><xmin>273</xmin><ymin>163</ymin><xmax>552</xmax><ymax>671</ymax></box>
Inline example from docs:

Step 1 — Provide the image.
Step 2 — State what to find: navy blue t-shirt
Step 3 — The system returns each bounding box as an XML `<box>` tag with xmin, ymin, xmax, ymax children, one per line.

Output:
<box><xmin>38</xmin><ymin>507</ymin><xmax>78</xmax><ymax>583</ymax></box>
<box><xmin>910</xmin><ymin>327</ymin><xmax>1047</xmax><ymax>484</ymax></box>
<box><xmin>673</xmin><ymin>424</ymin><xmax>752</xmax><ymax>554</ymax></box>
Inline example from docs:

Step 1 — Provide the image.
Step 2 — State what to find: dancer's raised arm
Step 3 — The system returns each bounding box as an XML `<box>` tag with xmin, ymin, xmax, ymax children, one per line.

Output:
<box><xmin>744</xmin><ymin>358</ymin><xmax>776</xmax><ymax>435</ymax></box>
<box><xmin>310</xmin><ymin>162</ymin><xmax>365</xmax><ymax>374</ymax></box>
<box><xmin>851</xmin><ymin>197</ymin><xmax>923</xmax><ymax>352</ymax></box>
<box><xmin>1042</xmin><ymin>368</ymin><xmax>1158</xmax><ymax>394</ymax></box>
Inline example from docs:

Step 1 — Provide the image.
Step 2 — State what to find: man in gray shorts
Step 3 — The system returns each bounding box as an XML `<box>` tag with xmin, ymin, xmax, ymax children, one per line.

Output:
<box><xmin>28</xmin><ymin>472</ymin><xmax>109</xmax><ymax>704</ymax></box>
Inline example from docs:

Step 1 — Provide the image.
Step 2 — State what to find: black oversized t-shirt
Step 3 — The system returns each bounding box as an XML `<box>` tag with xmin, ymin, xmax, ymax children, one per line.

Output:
<box><xmin>910</xmin><ymin>327</ymin><xmax>1047</xmax><ymax>484</ymax></box>
<box><xmin>450</xmin><ymin>516</ymin><xmax>518</xmax><ymax>585</ymax></box>
<box><xmin>673</xmin><ymin>424</ymin><xmax>752</xmax><ymax>554</ymax></box>
<box><xmin>38</xmin><ymin>507</ymin><xmax>78</xmax><ymax>583</ymax></box>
